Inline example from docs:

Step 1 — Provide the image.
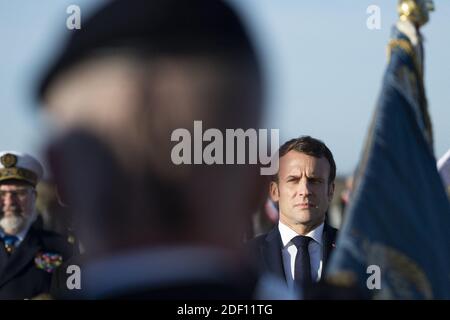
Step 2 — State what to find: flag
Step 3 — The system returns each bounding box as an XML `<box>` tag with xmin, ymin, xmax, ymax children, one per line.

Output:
<box><xmin>326</xmin><ymin>21</ymin><xmax>450</xmax><ymax>299</ymax></box>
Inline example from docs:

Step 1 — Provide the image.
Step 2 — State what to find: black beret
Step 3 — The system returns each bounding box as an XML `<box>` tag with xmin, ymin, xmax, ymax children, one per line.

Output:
<box><xmin>37</xmin><ymin>0</ymin><xmax>259</xmax><ymax>101</ymax></box>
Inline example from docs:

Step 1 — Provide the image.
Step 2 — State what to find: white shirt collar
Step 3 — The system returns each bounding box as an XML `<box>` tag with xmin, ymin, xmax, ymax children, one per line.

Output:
<box><xmin>278</xmin><ymin>221</ymin><xmax>324</xmax><ymax>248</ymax></box>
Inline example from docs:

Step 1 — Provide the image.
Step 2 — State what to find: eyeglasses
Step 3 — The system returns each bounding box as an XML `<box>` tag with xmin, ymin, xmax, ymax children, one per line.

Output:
<box><xmin>0</xmin><ymin>188</ymin><xmax>32</xmax><ymax>200</ymax></box>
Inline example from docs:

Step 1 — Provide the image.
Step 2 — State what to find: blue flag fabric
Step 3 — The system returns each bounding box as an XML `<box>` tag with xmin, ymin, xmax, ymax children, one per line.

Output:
<box><xmin>326</xmin><ymin>23</ymin><xmax>450</xmax><ymax>299</ymax></box>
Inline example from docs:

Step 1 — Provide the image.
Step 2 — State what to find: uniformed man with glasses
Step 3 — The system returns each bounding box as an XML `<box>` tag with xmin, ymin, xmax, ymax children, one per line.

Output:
<box><xmin>0</xmin><ymin>151</ymin><xmax>73</xmax><ymax>299</ymax></box>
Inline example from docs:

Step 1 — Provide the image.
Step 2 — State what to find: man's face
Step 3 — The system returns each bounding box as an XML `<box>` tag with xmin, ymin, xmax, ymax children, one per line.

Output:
<box><xmin>270</xmin><ymin>151</ymin><xmax>334</xmax><ymax>231</ymax></box>
<box><xmin>0</xmin><ymin>183</ymin><xmax>36</xmax><ymax>235</ymax></box>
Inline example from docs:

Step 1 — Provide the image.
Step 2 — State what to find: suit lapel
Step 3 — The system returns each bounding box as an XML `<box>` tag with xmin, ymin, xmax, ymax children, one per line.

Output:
<box><xmin>0</xmin><ymin>228</ymin><xmax>41</xmax><ymax>288</ymax></box>
<box><xmin>261</xmin><ymin>227</ymin><xmax>286</xmax><ymax>282</ymax></box>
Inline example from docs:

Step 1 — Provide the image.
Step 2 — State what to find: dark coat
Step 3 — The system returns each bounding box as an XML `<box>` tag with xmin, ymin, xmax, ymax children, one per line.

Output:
<box><xmin>0</xmin><ymin>226</ymin><xmax>74</xmax><ymax>299</ymax></box>
<box><xmin>246</xmin><ymin>223</ymin><xmax>338</xmax><ymax>284</ymax></box>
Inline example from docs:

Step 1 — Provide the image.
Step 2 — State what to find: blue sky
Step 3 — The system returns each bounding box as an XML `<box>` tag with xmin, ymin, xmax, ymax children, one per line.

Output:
<box><xmin>1</xmin><ymin>0</ymin><xmax>449</xmax><ymax>175</ymax></box>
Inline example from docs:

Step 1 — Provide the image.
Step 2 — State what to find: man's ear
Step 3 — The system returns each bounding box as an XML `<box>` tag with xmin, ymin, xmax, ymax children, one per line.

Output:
<box><xmin>269</xmin><ymin>181</ymin><xmax>280</xmax><ymax>202</ymax></box>
<box><xmin>328</xmin><ymin>182</ymin><xmax>335</xmax><ymax>202</ymax></box>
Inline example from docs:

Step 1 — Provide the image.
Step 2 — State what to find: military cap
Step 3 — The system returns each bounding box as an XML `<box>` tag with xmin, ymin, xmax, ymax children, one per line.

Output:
<box><xmin>0</xmin><ymin>151</ymin><xmax>44</xmax><ymax>187</ymax></box>
<box><xmin>37</xmin><ymin>0</ymin><xmax>259</xmax><ymax>101</ymax></box>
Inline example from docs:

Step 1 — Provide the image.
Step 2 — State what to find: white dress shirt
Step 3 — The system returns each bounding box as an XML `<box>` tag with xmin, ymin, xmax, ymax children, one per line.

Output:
<box><xmin>278</xmin><ymin>221</ymin><xmax>324</xmax><ymax>289</ymax></box>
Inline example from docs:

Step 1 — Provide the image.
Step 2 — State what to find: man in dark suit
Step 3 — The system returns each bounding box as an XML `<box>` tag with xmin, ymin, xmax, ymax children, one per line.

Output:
<box><xmin>247</xmin><ymin>136</ymin><xmax>338</xmax><ymax>296</ymax></box>
<box><xmin>0</xmin><ymin>151</ymin><xmax>73</xmax><ymax>299</ymax></box>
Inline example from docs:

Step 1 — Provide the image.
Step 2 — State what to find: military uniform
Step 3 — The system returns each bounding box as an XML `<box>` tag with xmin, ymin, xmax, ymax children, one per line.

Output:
<box><xmin>0</xmin><ymin>151</ymin><xmax>75</xmax><ymax>299</ymax></box>
<box><xmin>0</xmin><ymin>226</ymin><xmax>73</xmax><ymax>299</ymax></box>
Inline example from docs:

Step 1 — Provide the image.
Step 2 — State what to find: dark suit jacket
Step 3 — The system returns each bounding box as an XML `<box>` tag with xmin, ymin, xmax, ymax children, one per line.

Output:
<box><xmin>0</xmin><ymin>226</ymin><xmax>74</xmax><ymax>299</ymax></box>
<box><xmin>246</xmin><ymin>223</ymin><xmax>337</xmax><ymax>284</ymax></box>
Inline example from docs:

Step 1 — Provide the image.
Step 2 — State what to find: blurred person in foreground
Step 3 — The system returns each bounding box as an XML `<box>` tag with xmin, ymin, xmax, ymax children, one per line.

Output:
<box><xmin>38</xmin><ymin>0</ymin><xmax>291</xmax><ymax>299</ymax></box>
<box><xmin>0</xmin><ymin>151</ymin><xmax>73</xmax><ymax>299</ymax></box>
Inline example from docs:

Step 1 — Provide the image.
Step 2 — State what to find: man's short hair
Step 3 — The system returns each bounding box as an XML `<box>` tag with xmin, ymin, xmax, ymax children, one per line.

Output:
<box><xmin>273</xmin><ymin>136</ymin><xmax>336</xmax><ymax>184</ymax></box>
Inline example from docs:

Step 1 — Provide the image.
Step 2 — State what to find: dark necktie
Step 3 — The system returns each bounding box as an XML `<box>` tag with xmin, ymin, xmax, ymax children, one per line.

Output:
<box><xmin>291</xmin><ymin>235</ymin><xmax>312</xmax><ymax>288</ymax></box>
<box><xmin>3</xmin><ymin>235</ymin><xmax>19</xmax><ymax>255</ymax></box>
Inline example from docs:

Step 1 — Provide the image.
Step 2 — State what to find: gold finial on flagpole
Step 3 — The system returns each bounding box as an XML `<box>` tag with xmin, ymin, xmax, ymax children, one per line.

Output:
<box><xmin>398</xmin><ymin>0</ymin><xmax>435</xmax><ymax>27</ymax></box>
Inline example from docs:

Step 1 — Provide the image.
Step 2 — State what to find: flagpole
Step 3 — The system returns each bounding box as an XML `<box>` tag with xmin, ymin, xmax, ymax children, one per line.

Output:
<box><xmin>391</xmin><ymin>0</ymin><xmax>436</xmax><ymax>147</ymax></box>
